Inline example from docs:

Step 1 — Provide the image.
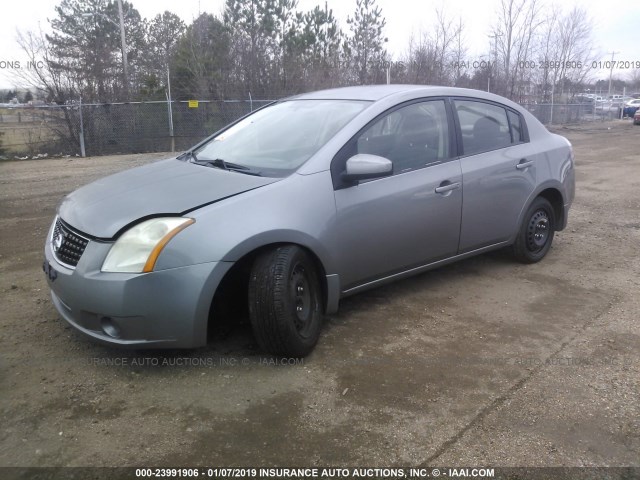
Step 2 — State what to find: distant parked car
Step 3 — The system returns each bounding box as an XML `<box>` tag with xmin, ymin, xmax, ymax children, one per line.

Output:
<box><xmin>573</xmin><ymin>96</ymin><xmax>595</xmax><ymax>114</ymax></box>
<box><xmin>623</xmin><ymin>98</ymin><xmax>640</xmax><ymax>117</ymax></box>
<box><xmin>43</xmin><ymin>85</ymin><xmax>575</xmax><ymax>356</ymax></box>
<box><xmin>634</xmin><ymin>109</ymin><xmax>640</xmax><ymax>125</ymax></box>
<box><xmin>609</xmin><ymin>95</ymin><xmax>624</xmax><ymax>105</ymax></box>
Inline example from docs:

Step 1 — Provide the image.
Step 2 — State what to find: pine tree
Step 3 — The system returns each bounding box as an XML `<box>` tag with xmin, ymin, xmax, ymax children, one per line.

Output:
<box><xmin>301</xmin><ymin>2</ymin><xmax>343</xmax><ymax>88</ymax></box>
<box><xmin>346</xmin><ymin>0</ymin><xmax>388</xmax><ymax>84</ymax></box>
<box><xmin>171</xmin><ymin>14</ymin><xmax>231</xmax><ymax>99</ymax></box>
<box><xmin>46</xmin><ymin>0</ymin><xmax>145</xmax><ymax>101</ymax></box>
<box><xmin>141</xmin><ymin>11</ymin><xmax>185</xmax><ymax>99</ymax></box>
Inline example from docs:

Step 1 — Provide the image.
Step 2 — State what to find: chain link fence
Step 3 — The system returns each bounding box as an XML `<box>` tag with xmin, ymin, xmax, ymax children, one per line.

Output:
<box><xmin>523</xmin><ymin>103</ymin><xmax>625</xmax><ymax>125</ymax></box>
<box><xmin>0</xmin><ymin>99</ymin><xmax>272</xmax><ymax>159</ymax></box>
<box><xmin>0</xmin><ymin>97</ymin><xmax>630</xmax><ymax>160</ymax></box>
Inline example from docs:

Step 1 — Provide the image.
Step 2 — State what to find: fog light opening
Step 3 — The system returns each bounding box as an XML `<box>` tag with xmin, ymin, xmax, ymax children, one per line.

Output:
<box><xmin>100</xmin><ymin>317</ymin><xmax>122</xmax><ymax>339</ymax></box>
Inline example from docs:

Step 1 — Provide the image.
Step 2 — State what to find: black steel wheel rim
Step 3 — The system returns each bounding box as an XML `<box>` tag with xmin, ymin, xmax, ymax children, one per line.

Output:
<box><xmin>526</xmin><ymin>209</ymin><xmax>550</xmax><ymax>252</ymax></box>
<box><xmin>290</xmin><ymin>263</ymin><xmax>314</xmax><ymax>337</ymax></box>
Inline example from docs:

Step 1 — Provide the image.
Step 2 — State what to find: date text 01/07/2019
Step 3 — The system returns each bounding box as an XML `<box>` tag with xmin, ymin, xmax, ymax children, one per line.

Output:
<box><xmin>134</xmin><ymin>467</ymin><xmax>497</xmax><ymax>478</ymax></box>
<box><xmin>517</xmin><ymin>60</ymin><xmax>640</xmax><ymax>70</ymax></box>
<box><xmin>446</xmin><ymin>59</ymin><xmax>640</xmax><ymax>71</ymax></box>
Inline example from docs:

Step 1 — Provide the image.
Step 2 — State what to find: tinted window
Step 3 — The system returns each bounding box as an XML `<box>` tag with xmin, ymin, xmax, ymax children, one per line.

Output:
<box><xmin>455</xmin><ymin>100</ymin><xmax>511</xmax><ymax>155</ymax></box>
<box><xmin>507</xmin><ymin>110</ymin><xmax>523</xmax><ymax>143</ymax></box>
<box><xmin>356</xmin><ymin>100</ymin><xmax>450</xmax><ymax>174</ymax></box>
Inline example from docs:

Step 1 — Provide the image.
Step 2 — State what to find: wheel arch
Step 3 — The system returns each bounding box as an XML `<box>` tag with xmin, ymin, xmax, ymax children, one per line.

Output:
<box><xmin>516</xmin><ymin>183</ymin><xmax>567</xmax><ymax>238</ymax></box>
<box><xmin>207</xmin><ymin>238</ymin><xmax>337</xmax><ymax>338</ymax></box>
<box><xmin>537</xmin><ymin>187</ymin><xmax>565</xmax><ymax>230</ymax></box>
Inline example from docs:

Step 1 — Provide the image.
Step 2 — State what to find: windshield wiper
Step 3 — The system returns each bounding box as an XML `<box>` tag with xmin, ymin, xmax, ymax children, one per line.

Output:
<box><xmin>205</xmin><ymin>158</ymin><xmax>249</xmax><ymax>171</ymax></box>
<box><xmin>202</xmin><ymin>158</ymin><xmax>263</xmax><ymax>176</ymax></box>
<box><xmin>181</xmin><ymin>153</ymin><xmax>262</xmax><ymax>176</ymax></box>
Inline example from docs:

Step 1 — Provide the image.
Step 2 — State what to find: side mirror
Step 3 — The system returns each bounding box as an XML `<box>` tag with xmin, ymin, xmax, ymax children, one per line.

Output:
<box><xmin>342</xmin><ymin>154</ymin><xmax>393</xmax><ymax>184</ymax></box>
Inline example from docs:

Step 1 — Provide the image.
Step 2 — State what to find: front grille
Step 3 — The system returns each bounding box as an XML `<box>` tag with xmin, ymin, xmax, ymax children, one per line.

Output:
<box><xmin>51</xmin><ymin>218</ymin><xmax>89</xmax><ymax>268</ymax></box>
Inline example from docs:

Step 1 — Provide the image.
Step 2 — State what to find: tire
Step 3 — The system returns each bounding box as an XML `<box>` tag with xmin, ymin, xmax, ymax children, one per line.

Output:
<box><xmin>248</xmin><ymin>245</ymin><xmax>323</xmax><ymax>357</ymax></box>
<box><xmin>512</xmin><ymin>197</ymin><xmax>556</xmax><ymax>264</ymax></box>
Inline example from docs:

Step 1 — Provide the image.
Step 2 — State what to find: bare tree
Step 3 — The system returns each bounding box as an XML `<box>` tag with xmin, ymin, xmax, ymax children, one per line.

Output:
<box><xmin>13</xmin><ymin>29</ymin><xmax>78</xmax><ymax>104</ymax></box>
<box><xmin>401</xmin><ymin>32</ymin><xmax>435</xmax><ymax>84</ymax></box>
<box><xmin>535</xmin><ymin>6</ymin><xmax>560</xmax><ymax>102</ymax></box>
<box><xmin>554</xmin><ymin>7</ymin><xmax>595</xmax><ymax>94</ymax></box>
<box><xmin>508</xmin><ymin>0</ymin><xmax>542</xmax><ymax>100</ymax></box>
<box><xmin>12</xmin><ymin>29</ymin><xmax>83</xmax><ymax>154</ymax></box>
<box><xmin>491</xmin><ymin>0</ymin><xmax>542</xmax><ymax>99</ymax></box>
<box><xmin>534</xmin><ymin>5</ymin><xmax>595</xmax><ymax>101</ymax></box>
<box><xmin>400</xmin><ymin>8</ymin><xmax>464</xmax><ymax>86</ymax></box>
<box><xmin>451</xmin><ymin>16</ymin><xmax>467</xmax><ymax>86</ymax></box>
<box><xmin>628</xmin><ymin>69</ymin><xmax>640</xmax><ymax>92</ymax></box>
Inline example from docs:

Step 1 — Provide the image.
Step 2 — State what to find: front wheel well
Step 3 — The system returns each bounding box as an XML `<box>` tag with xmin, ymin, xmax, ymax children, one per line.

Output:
<box><xmin>537</xmin><ymin>188</ymin><xmax>565</xmax><ymax>231</ymax></box>
<box><xmin>207</xmin><ymin>243</ymin><xmax>327</xmax><ymax>338</ymax></box>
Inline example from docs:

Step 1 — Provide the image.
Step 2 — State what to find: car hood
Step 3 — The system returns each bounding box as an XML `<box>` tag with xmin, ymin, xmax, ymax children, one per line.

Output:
<box><xmin>58</xmin><ymin>158</ymin><xmax>280</xmax><ymax>238</ymax></box>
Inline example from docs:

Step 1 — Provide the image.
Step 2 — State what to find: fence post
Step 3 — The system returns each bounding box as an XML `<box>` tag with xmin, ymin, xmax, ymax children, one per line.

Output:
<box><xmin>549</xmin><ymin>86</ymin><xmax>554</xmax><ymax>125</ymax></box>
<box><xmin>166</xmin><ymin>66</ymin><xmax>175</xmax><ymax>152</ymax></box>
<box><xmin>79</xmin><ymin>97</ymin><xmax>86</xmax><ymax>157</ymax></box>
<box><xmin>249</xmin><ymin>91</ymin><xmax>253</xmax><ymax>112</ymax></box>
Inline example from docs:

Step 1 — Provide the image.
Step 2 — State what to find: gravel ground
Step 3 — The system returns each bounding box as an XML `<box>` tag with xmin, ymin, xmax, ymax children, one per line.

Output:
<box><xmin>0</xmin><ymin>121</ymin><xmax>639</xmax><ymax>469</ymax></box>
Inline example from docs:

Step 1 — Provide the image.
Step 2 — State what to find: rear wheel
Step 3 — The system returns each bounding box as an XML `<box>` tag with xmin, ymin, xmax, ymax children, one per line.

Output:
<box><xmin>248</xmin><ymin>245</ymin><xmax>323</xmax><ymax>357</ymax></box>
<box><xmin>512</xmin><ymin>197</ymin><xmax>556</xmax><ymax>263</ymax></box>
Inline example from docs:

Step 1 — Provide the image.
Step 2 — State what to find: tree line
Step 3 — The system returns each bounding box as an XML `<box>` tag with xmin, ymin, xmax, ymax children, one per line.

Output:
<box><xmin>14</xmin><ymin>0</ymin><xmax>388</xmax><ymax>103</ymax></box>
<box><xmin>10</xmin><ymin>0</ymin><xmax>640</xmax><ymax>105</ymax></box>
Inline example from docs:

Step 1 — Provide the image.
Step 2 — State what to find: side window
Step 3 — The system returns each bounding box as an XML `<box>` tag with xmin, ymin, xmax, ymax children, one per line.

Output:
<box><xmin>455</xmin><ymin>100</ymin><xmax>511</xmax><ymax>155</ymax></box>
<box><xmin>507</xmin><ymin>110</ymin><xmax>523</xmax><ymax>143</ymax></box>
<box><xmin>356</xmin><ymin>100</ymin><xmax>450</xmax><ymax>174</ymax></box>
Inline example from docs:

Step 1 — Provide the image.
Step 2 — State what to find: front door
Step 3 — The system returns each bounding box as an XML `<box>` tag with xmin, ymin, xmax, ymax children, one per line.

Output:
<box><xmin>331</xmin><ymin>99</ymin><xmax>463</xmax><ymax>290</ymax></box>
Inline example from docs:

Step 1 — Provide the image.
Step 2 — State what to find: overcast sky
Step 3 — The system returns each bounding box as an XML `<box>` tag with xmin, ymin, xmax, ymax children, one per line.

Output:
<box><xmin>0</xmin><ymin>0</ymin><xmax>638</xmax><ymax>90</ymax></box>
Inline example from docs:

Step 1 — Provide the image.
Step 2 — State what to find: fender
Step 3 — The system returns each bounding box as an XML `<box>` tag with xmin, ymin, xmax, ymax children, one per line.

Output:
<box><xmin>220</xmin><ymin>229</ymin><xmax>341</xmax><ymax>314</ymax></box>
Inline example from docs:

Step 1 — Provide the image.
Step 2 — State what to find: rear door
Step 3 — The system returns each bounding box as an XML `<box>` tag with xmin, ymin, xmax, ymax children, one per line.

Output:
<box><xmin>453</xmin><ymin>99</ymin><xmax>537</xmax><ymax>252</ymax></box>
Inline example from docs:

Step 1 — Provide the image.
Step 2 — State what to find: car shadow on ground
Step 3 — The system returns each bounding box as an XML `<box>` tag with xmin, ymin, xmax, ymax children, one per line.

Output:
<box><xmin>65</xmin><ymin>247</ymin><xmax>518</xmax><ymax>367</ymax></box>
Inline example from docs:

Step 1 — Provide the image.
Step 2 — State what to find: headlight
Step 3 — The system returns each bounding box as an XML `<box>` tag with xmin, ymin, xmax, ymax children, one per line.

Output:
<box><xmin>102</xmin><ymin>217</ymin><xmax>195</xmax><ymax>273</ymax></box>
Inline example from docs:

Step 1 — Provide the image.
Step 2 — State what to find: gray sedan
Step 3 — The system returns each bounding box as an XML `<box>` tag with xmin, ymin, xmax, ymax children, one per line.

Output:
<box><xmin>43</xmin><ymin>85</ymin><xmax>575</xmax><ymax>356</ymax></box>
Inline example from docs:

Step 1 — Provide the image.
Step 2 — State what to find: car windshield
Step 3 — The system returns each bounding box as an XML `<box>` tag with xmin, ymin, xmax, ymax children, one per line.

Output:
<box><xmin>192</xmin><ymin>99</ymin><xmax>369</xmax><ymax>176</ymax></box>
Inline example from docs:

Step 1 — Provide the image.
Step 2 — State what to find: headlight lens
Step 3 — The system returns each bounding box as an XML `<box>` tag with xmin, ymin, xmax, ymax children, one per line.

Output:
<box><xmin>102</xmin><ymin>217</ymin><xmax>195</xmax><ymax>273</ymax></box>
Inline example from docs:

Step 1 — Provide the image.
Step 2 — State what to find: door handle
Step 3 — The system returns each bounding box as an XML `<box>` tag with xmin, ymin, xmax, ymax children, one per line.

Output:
<box><xmin>435</xmin><ymin>182</ymin><xmax>461</xmax><ymax>194</ymax></box>
<box><xmin>516</xmin><ymin>159</ymin><xmax>534</xmax><ymax>170</ymax></box>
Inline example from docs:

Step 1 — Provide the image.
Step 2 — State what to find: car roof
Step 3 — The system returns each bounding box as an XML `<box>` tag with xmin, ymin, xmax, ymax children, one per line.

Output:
<box><xmin>289</xmin><ymin>85</ymin><xmax>427</xmax><ymax>101</ymax></box>
<box><xmin>286</xmin><ymin>85</ymin><xmax>525</xmax><ymax>110</ymax></box>
<box><xmin>290</xmin><ymin>85</ymin><xmax>497</xmax><ymax>101</ymax></box>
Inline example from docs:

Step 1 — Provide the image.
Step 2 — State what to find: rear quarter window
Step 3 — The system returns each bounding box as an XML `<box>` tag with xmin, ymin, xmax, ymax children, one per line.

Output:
<box><xmin>507</xmin><ymin>110</ymin><xmax>524</xmax><ymax>143</ymax></box>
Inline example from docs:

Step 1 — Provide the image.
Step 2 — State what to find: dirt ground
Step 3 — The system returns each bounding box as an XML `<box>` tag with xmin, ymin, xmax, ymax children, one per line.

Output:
<box><xmin>0</xmin><ymin>120</ymin><xmax>639</xmax><ymax>469</ymax></box>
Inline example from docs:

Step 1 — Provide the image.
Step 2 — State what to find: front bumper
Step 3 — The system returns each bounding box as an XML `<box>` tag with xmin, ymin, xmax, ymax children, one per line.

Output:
<box><xmin>44</xmin><ymin>225</ymin><xmax>233</xmax><ymax>349</ymax></box>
